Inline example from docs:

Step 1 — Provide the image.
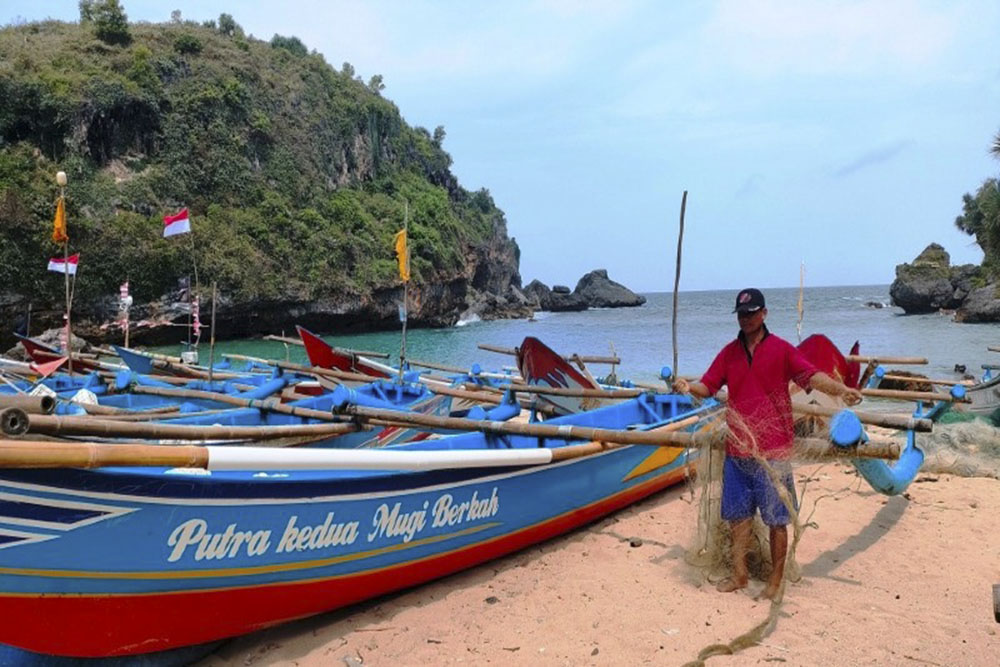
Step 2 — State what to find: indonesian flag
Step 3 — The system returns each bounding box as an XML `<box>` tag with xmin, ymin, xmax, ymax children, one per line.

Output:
<box><xmin>47</xmin><ymin>253</ymin><xmax>79</xmax><ymax>275</ymax></box>
<box><xmin>163</xmin><ymin>208</ymin><xmax>191</xmax><ymax>237</ymax></box>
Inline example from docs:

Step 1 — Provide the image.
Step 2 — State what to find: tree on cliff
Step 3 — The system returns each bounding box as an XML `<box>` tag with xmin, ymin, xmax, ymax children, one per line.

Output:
<box><xmin>80</xmin><ymin>0</ymin><xmax>132</xmax><ymax>45</ymax></box>
<box><xmin>955</xmin><ymin>130</ymin><xmax>1000</xmax><ymax>276</ymax></box>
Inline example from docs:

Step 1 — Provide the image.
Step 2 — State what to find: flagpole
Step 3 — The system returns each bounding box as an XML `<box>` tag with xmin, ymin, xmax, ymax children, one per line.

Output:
<box><xmin>398</xmin><ymin>201</ymin><xmax>409</xmax><ymax>384</ymax></box>
<box><xmin>208</xmin><ymin>281</ymin><xmax>217</xmax><ymax>383</ymax></box>
<box><xmin>56</xmin><ymin>171</ymin><xmax>72</xmax><ymax>375</ymax></box>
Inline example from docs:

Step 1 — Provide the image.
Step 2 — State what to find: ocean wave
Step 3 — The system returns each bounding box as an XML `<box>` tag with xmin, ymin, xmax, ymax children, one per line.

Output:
<box><xmin>455</xmin><ymin>314</ymin><xmax>481</xmax><ymax>327</ymax></box>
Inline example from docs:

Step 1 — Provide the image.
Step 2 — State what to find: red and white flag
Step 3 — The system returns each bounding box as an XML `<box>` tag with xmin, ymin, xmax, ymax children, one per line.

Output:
<box><xmin>47</xmin><ymin>254</ymin><xmax>79</xmax><ymax>275</ymax></box>
<box><xmin>163</xmin><ymin>208</ymin><xmax>191</xmax><ymax>237</ymax></box>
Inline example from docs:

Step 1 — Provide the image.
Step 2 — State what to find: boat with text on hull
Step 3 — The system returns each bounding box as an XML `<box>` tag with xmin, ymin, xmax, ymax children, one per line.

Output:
<box><xmin>0</xmin><ymin>392</ymin><xmax>718</xmax><ymax>658</ymax></box>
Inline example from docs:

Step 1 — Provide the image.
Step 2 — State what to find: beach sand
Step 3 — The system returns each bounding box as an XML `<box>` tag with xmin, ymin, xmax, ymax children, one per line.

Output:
<box><xmin>200</xmin><ymin>465</ymin><xmax>999</xmax><ymax>666</ymax></box>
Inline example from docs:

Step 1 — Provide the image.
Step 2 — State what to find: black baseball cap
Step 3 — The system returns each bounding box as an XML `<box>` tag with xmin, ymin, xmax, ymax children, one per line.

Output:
<box><xmin>733</xmin><ymin>288</ymin><xmax>765</xmax><ymax>313</ymax></box>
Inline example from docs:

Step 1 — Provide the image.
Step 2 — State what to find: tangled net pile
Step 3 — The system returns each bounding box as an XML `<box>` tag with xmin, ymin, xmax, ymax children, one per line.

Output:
<box><xmin>678</xmin><ymin>409</ymin><xmax>856</xmax><ymax>667</ymax></box>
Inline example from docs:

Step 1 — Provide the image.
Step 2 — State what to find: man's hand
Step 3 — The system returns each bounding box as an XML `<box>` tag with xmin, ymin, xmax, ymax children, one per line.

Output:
<box><xmin>672</xmin><ymin>377</ymin><xmax>691</xmax><ymax>394</ymax></box>
<box><xmin>842</xmin><ymin>387</ymin><xmax>863</xmax><ymax>406</ymax></box>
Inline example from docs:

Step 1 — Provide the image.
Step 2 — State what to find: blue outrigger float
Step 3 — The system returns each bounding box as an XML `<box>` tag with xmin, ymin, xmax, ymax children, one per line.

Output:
<box><xmin>0</xmin><ymin>392</ymin><xmax>719</xmax><ymax>659</ymax></box>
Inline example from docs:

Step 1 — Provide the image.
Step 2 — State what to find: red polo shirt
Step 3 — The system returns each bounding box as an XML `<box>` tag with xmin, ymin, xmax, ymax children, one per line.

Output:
<box><xmin>701</xmin><ymin>326</ymin><xmax>818</xmax><ymax>459</ymax></box>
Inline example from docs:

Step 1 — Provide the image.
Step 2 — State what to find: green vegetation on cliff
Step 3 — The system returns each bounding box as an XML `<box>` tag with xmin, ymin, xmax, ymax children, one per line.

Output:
<box><xmin>955</xmin><ymin>132</ymin><xmax>1000</xmax><ymax>277</ymax></box>
<box><xmin>0</xmin><ymin>8</ymin><xmax>513</xmax><ymax>311</ymax></box>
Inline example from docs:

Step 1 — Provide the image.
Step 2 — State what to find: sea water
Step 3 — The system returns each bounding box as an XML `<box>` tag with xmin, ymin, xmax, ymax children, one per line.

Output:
<box><xmin>156</xmin><ymin>285</ymin><xmax>999</xmax><ymax>385</ymax></box>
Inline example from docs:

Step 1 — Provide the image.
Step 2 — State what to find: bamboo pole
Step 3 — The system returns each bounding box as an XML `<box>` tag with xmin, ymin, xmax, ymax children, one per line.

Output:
<box><xmin>877</xmin><ymin>373</ymin><xmax>969</xmax><ymax>387</ymax></box>
<box><xmin>0</xmin><ymin>408</ymin><xmax>29</xmax><ymax>436</ymax></box>
<box><xmin>791</xmin><ymin>402</ymin><xmax>933</xmax><ymax>432</ymax></box>
<box><xmin>263</xmin><ymin>334</ymin><xmax>304</xmax><ymax>346</ymax></box>
<box><xmin>846</xmin><ymin>355</ymin><xmax>928</xmax><ymax>365</ymax></box>
<box><xmin>68</xmin><ymin>402</ymin><xmax>180</xmax><ymax>417</ymax></box>
<box><xmin>477</xmin><ymin>343</ymin><xmax>621</xmax><ymax>365</ymax></box>
<box><xmin>500</xmin><ymin>384</ymin><xmax>645</xmax><ymax>399</ymax></box>
<box><xmin>860</xmin><ymin>387</ymin><xmax>967</xmax><ymax>403</ymax></box>
<box><xmin>337</xmin><ymin>403</ymin><xmax>715</xmax><ymax>448</ymax></box>
<box><xmin>0</xmin><ymin>430</ymin><xmax>898</xmax><ymax>471</ymax></box>
<box><xmin>672</xmin><ymin>190</ymin><xmax>686</xmax><ymax>377</ymax></box>
<box><xmin>208</xmin><ymin>281</ymin><xmax>217</xmax><ymax>383</ymax></box>
<box><xmin>987</xmin><ymin>346</ymin><xmax>1000</xmax><ymax>353</ymax></box>
<box><xmin>26</xmin><ymin>414</ymin><xmax>361</xmax><ymax>441</ymax></box>
<box><xmin>129</xmin><ymin>385</ymin><xmax>345</xmax><ymax>421</ymax></box>
<box><xmin>0</xmin><ymin>395</ymin><xmax>55</xmax><ymax>415</ymax></box>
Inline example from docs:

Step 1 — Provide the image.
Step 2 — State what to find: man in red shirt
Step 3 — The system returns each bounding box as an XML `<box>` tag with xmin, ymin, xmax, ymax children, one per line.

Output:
<box><xmin>673</xmin><ymin>288</ymin><xmax>862</xmax><ymax>600</ymax></box>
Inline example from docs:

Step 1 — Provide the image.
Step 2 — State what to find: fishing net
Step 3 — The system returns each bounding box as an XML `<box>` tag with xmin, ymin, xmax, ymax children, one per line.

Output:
<box><xmin>679</xmin><ymin>408</ymin><xmax>855</xmax><ymax>667</ymax></box>
<box><xmin>679</xmin><ymin>405</ymin><xmax>1000</xmax><ymax>666</ymax></box>
<box><xmin>875</xmin><ymin>420</ymin><xmax>1000</xmax><ymax>479</ymax></box>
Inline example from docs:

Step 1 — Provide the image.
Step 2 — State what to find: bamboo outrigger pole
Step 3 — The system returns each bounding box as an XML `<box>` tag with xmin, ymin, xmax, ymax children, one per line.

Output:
<box><xmin>476</xmin><ymin>344</ymin><xmax>620</xmax><ymax>365</ymax></box>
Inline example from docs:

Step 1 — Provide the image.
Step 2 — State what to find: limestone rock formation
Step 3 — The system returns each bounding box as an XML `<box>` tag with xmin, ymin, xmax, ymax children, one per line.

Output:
<box><xmin>889</xmin><ymin>244</ymin><xmax>982</xmax><ymax>314</ymax></box>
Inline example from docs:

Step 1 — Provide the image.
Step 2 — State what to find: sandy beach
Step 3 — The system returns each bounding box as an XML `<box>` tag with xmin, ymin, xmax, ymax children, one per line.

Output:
<box><xmin>200</xmin><ymin>464</ymin><xmax>999</xmax><ymax>667</ymax></box>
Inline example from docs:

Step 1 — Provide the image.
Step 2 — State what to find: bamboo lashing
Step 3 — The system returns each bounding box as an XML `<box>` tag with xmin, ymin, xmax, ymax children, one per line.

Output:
<box><xmin>477</xmin><ymin>343</ymin><xmax>621</xmax><ymax>365</ymax></box>
<box><xmin>24</xmin><ymin>414</ymin><xmax>362</xmax><ymax>441</ymax></box>
<box><xmin>846</xmin><ymin>355</ymin><xmax>928</xmax><ymax>365</ymax></box>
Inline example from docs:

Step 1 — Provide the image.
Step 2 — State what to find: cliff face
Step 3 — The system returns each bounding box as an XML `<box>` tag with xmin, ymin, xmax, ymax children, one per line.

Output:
<box><xmin>0</xmin><ymin>19</ymin><xmax>525</xmax><ymax>346</ymax></box>
<box><xmin>889</xmin><ymin>243</ymin><xmax>999</xmax><ymax>321</ymax></box>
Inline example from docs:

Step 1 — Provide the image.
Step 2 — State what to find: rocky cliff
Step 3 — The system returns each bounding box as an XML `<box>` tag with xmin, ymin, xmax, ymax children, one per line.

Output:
<box><xmin>0</xmin><ymin>17</ymin><xmax>529</xmax><ymax>347</ymax></box>
<box><xmin>889</xmin><ymin>243</ymin><xmax>1000</xmax><ymax>321</ymax></box>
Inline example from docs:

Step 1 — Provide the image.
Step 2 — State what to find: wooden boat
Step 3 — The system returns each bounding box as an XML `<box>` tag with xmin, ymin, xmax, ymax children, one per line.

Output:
<box><xmin>0</xmin><ymin>392</ymin><xmax>718</xmax><ymax>658</ymax></box>
<box><xmin>15</xmin><ymin>335</ymin><xmax>114</xmax><ymax>375</ymax></box>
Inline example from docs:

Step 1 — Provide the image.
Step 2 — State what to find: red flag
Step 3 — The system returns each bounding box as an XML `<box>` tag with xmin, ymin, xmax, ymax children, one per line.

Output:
<box><xmin>163</xmin><ymin>209</ymin><xmax>191</xmax><ymax>237</ymax></box>
<box><xmin>47</xmin><ymin>254</ymin><xmax>79</xmax><ymax>275</ymax></box>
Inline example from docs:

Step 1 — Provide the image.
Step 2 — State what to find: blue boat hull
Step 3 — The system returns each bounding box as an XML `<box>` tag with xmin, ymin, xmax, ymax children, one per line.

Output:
<box><xmin>0</xmin><ymin>394</ymin><xmax>717</xmax><ymax>658</ymax></box>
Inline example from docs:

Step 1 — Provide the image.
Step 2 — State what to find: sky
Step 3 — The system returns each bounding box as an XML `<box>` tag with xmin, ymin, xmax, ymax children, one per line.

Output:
<box><xmin>5</xmin><ymin>1</ymin><xmax>1000</xmax><ymax>292</ymax></box>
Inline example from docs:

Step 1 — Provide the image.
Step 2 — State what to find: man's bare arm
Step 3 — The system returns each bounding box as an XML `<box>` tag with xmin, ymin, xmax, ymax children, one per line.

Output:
<box><xmin>809</xmin><ymin>372</ymin><xmax>863</xmax><ymax>405</ymax></box>
<box><xmin>672</xmin><ymin>377</ymin><xmax>713</xmax><ymax>399</ymax></box>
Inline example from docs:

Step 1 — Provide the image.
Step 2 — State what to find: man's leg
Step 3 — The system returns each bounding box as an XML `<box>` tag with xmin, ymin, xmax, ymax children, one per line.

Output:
<box><xmin>757</xmin><ymin>460</ymin><xmax>796</xmax><ymax>601</ymax></box>
<box><xmin>761</xmin><ymin>524</ymin><xmax>787</xmax><ymax>600</ymax></box>
<box><xmin>716</xmin><ymin>517</ymin><xmax>751</xmax><ymax>592</ymax></box>
<box><xmin>718</xmin><ymin>458</ymin><xmax>754</xmax><ymax>593</ymax></box>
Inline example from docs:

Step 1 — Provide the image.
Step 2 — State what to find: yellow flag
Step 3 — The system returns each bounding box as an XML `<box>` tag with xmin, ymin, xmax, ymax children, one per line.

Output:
<box><xmin>51</xmin><ymin>196</ymin><xmax>68</xmax><ymax>244</ymax></box>
<box><xmin>394</xmin><ymin>229</ymin><xmax>410</xmax><ymax>282</ymax></box>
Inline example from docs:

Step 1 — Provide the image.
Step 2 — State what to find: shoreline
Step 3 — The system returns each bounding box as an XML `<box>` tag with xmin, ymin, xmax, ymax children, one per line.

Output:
<box><xmin>199</xmin><ymin>464</ymin><xmax>999</xmax><ymax>666</ymax></box>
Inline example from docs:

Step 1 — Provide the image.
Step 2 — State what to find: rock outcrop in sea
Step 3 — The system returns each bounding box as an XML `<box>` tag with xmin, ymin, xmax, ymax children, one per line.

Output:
<box><xmin>523</xmin><ymin>269</ymin><xmax>645</xmax><ymax>312</ymax></box>
<box><xmin>889</xmin><ymin>243</ymin><xmax>1000</xmax><ymax>321</ymax></box>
